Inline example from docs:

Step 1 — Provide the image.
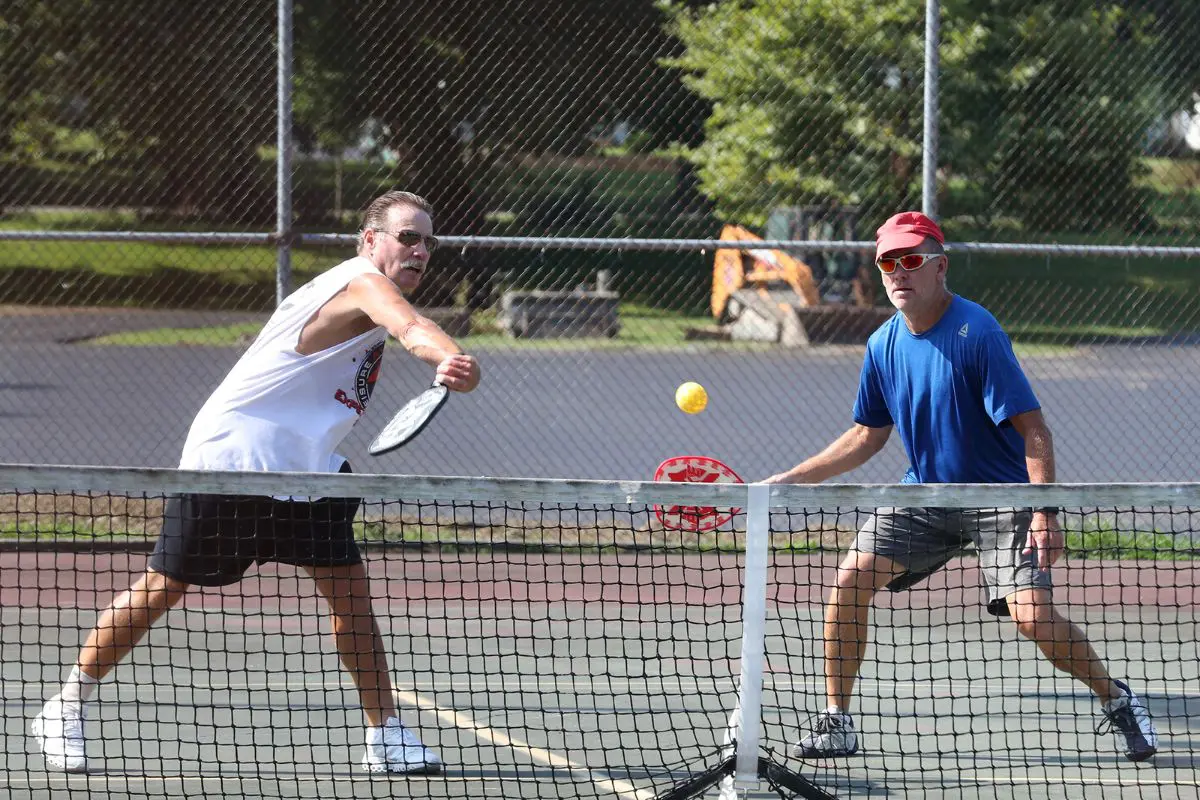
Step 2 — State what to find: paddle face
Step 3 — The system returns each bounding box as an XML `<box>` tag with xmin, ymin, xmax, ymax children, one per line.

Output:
<box><xmin>652</xmin><ymin>455</ymin><xmax>744</xmax><ymax>532</ymax></box>
<box><xmin>368</xmin><ymin>383</ymin><xmax>449</xmax><ymax>455</ymax></box>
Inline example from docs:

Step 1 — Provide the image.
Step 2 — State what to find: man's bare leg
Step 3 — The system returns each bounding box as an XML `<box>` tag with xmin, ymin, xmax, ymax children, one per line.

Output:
<box><xmin>303</xmin><ymin>562</ymin><xmax>441</xmax><ymax>773</ymax></box>
<box><xmin>793</xmin><ymin>551</ymin><xmax>904</xmax><ymax>758</ymax></box>
<box><xmin>1007</xmin><ymin>587</ymin><xmax>1157</xmax><ymax>761</ymax></box>
<box><xmin>76</xmin><ymin>569</ymin><xmax>191</xmax><ymax>681</ymax></box>
<box><xmin>303</xmin><ymin>563</ymin><xmax>397</xmax><ymax>726</ymax></box>
<box><xmin>34</xmin><ymin>569</ymin><xmax>189</xmax><ymax>772</ymax></box>
<box><xmin>1007</xmin><ymin>588</ymin><xmax>1117</xmax><ymax>701</ymax></box>
<box><xmin>824</xmin><ymin>551</ymin><xmax>904</xmax><ymax>711</ymax></box>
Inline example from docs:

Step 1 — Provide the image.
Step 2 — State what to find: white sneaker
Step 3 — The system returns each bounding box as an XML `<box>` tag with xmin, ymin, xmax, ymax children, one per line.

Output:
<box><xmin>791</xmin><ymin>707</ymin><xmax>859</xmax><ymax>758</ymax></box>
<box><xmin>362</xmin><ymin>717</ymin><xmax>442</xmax><ymax>774</ymax></box>
<box><xmin>32</xmin><ymin>696</ymin><xmax>87</xmax><ymax>773</ymax></box>
<box><xmin>1100</xmin><ymin>680</ymin><xmax>1158</xmax><ymax>762</ymax></box>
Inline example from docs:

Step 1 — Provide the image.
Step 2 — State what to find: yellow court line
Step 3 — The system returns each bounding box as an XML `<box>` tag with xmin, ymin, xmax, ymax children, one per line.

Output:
<box><xmin>396</xmin><ymin>690</ymin><xmax>658</xmax><ymax>800</ymax></box>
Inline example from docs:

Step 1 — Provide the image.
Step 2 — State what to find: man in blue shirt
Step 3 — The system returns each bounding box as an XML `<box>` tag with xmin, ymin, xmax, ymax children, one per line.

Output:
<box><xmin>766</xmin><ymin>212</ymin><xmax>1157</xmax><ymax>762</ymax></box>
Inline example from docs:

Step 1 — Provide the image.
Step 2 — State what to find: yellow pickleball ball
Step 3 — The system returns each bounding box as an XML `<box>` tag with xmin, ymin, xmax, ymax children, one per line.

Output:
<box><xmin>675</xmin><ymin>381</ymin><xmax>708</xmax><ymax>414</ymax></box>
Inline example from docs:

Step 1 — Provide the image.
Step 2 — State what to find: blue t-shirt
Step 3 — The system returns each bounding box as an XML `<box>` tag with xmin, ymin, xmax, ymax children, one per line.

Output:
<box><xmin>853</xmin><ymin>295</ymin><xmax>1039</xmax><ymax>484</ymax></box>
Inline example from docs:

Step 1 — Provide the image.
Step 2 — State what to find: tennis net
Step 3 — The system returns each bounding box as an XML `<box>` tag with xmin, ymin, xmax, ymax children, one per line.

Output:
<box><xmin>1</xmin><ymin>464</ymin><xmax>1196</xmax><ymax>799</ymax></box>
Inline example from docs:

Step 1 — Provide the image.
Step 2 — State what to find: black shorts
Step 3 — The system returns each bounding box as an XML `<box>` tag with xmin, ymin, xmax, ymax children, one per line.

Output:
<box><xmin>149</xmin><ymin>462</ymin><xmax>362</xmax><ymax>587</ymax></box>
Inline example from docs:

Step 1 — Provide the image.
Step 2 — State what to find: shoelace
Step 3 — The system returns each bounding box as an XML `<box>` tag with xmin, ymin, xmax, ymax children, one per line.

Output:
<box><xmin>1095</xmin><ymin>703</ymin><xmax>1138</xmax><ymax>738</ymax></box>
<box><xmin>382</xmin><ymin>725</ymin><xmax>423</xmax><ymax>748</ymax></box>
<box><xmin>803</xmin><ymin>712</ymin><xmax>846</xmax><ymax>737</ymax></box>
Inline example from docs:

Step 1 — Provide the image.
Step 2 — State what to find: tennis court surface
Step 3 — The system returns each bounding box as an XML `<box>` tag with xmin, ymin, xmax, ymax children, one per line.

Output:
<box><xmin>1</xmin><ymin>465</ymin><xmax>1196</xmax><ymax>798</ymax></box>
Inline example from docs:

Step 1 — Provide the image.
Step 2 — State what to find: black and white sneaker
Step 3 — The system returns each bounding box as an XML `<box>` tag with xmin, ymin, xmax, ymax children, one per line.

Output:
<box><xmin>791</xmin><ymin>707</ymin><xmax>859</xmax><ymax>758</ymax></box>
<box><xmin>1098</xmin><ymin>680</ymin><xmax>1157</xmax><ymax>762</ymax></box>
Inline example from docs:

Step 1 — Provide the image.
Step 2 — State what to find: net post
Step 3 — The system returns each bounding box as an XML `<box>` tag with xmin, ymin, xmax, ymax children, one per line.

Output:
<box><xmin>733</xmin><ymin>483</ymin><xmax>771</xmax><ymax>787</ymax></box>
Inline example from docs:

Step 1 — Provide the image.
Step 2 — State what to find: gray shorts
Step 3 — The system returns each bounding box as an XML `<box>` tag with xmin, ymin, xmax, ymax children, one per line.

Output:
<box><xmin>853</xmin><ymin>507</ymin><xmax>1052</xmax><ymax>617</ymax></box>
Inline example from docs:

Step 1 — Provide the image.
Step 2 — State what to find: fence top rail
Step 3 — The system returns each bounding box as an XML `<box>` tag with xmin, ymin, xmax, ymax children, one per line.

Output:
<box><xmin>304</xmin><ymin>234</ymin><xmax>1200</xmax><ymax>258</ymax></box>
<box><xmin>0</xmin><ymin>231</ymin><xmax>276</xmax><ymax>245</ymax></box>
<box><xmin>4</xmin><ymin>464</ymin><xmax>1200</xmax><ymax>508</ymax></box>
<box><xmin>2</xmin><ymin>230</ymin><xmax>1199</xmax><ymax>258</ymax></box>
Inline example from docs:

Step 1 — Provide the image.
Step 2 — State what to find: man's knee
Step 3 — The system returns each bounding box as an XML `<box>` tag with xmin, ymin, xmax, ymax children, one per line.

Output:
<box><xmin>139</xmin><ymin>569</ymin><xmax>190</xmax><ymax>606</ymax></box>
<box><xmin>307</xmin><ymin>564</ymin><xmax>375</xmax><ymax>621</ymax></box>
<box><xmin>834</xmin><ymin>551</ymin><xmax>902</xmax><ymax>595</ymax></box>
<box><xmin>328</xmin><ymin>600</ymin><xmax>379</xmax><ymax>639</ymax></box>
<box><xmin>1006</xmin><ymin>588</ymin><xmax>1061</xmax><ymax>636</ymax></box>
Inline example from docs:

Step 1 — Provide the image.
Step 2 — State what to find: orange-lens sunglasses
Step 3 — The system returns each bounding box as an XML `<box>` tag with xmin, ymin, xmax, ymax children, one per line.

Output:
<box><xmin>876</xmin><ymin>253</ymin><xmax>941</xmax><ymax>274</ymax></box>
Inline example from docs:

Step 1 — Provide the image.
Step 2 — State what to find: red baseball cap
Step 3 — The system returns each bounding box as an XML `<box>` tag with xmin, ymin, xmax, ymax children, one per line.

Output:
<box><xmin>875</xmin><ymin>211</ymin><xmax>945</xmax><ymax>259</ymax></box>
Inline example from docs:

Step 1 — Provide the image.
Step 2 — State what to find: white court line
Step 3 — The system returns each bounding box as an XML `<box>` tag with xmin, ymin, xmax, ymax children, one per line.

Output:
<box><xmin>5</xmin><ymin>771</ymin><xmax>1194</xmax><ymax>791</ymax></box>
<box><xmin>395</xmin><ymin>689</ymin><xmax>657</xmax><ymax>800</ymax></box>
<box><xmin>937</xmin><ymin>773</ymin><xmax>1200</xmax><ymax>787</ymax></box>
<box><xmin>7</xmin><ymin>677</ymin><xmax>1199</xmax><ymax>703</ymax></box>
<box><xmin>759</xmin><ymin>677</ymin><xmax>1200</xmax><ymax>695</ymax></box>
<box><xmin>3</xmin><ymin>677</ymin><xmax>739</xmax><ymax>692</ymax></box>
<box><xmin>8</xmin><ymin>676</ymin><xmax>1196</xmax><ymax>693</ymax></box>
<box><xmin>0</xmin><ymin>774</ymin><xmax>553</xmax><ymax>788</ymax></box>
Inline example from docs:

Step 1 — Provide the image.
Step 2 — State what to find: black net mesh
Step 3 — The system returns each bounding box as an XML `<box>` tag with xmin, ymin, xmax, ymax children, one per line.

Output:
<box><xmin>3</xmin><ymin>473</ymin><xmax>1196</xmax><ymax>798</ymax></box>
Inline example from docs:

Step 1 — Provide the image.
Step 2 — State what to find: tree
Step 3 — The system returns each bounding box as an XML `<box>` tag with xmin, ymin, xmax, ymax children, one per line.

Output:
<box><xmin>0</xmin><ymin>1</ymin><xmax>90</xmax><ymax>210</ymax></box>
<box><xmin>662</xmin><ymin>0</ymin><xmax>928</xmax><ymax>228</ymax></box>
<box><xmin>941</xmin><ymin>0</ymin><xmax>1173</xmax><ymax>231</ymax></box>
<box><xmin>0</xmin><ymin>0</ymin><xmax>274</xmax><ymax>223</ymax></box>
<box><xmin>291</xmin><ymin>0</ymin><xmax>706</xmax><ymax>301</ymax></box>
<box><xmin>663</xmin><ymin>0</ymin><xmax>1194</xmax><ymax>233</ymax></box>
<box><xmin>82</xmin><ymin>0</ymin><xmax>276</xmax><ymax>223</ymax></box>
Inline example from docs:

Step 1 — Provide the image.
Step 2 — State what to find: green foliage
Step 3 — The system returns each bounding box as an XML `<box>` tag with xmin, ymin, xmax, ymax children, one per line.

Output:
<box><xmin>663</xmin><ymin>0</ymin><xmax>1196</xmax><ymax>233</ymax></box>
<box><xmin>662</xmin><ymin>0</ymin><xmax>926</xmax><ymax>227</ymax></box>
<box><xmin>945</xmin><ymin>1</ymin><xmax>1168</xmax><ymax>232</ymax></box>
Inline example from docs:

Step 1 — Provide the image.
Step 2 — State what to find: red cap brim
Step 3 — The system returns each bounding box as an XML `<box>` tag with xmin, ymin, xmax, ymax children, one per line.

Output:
<box><xmin>875</xmin><ymin>230</ymin><xmax>930</xmax><ymax>260</ymax></box>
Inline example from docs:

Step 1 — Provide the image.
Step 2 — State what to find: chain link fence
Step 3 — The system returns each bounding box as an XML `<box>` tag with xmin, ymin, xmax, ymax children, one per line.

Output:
<box><xmin>2</xmin><ymin>0</ymin><xmax>1200</xmax><ymax>480</ymax></box>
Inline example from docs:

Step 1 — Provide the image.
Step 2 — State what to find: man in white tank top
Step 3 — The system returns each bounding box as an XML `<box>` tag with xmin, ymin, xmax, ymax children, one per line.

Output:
<box><xmin>34</xmin><ymin>191</ymin><xmax>479</xmax><ymax>775</ymax></box>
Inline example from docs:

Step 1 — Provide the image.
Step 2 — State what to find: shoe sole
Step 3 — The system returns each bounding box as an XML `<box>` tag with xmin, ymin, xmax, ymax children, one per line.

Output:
<box><xmin>1126</xmin><ymin>746</ymin><xmax>1157</xmax><ymax>763</ymax></box>
<box><xmin>31</xmin><ymin>715</ymin><xmax>87</xmax><ymax>774</ymax></box>
<box><xmin>790</xmin><ymin>744</ymin><xmax>859</xmax><ymax>759</ymax></box>
<box><xmin>361</xmin><ymin>757</ymin><xmax>443</xmax><ymax>775</ymax></box>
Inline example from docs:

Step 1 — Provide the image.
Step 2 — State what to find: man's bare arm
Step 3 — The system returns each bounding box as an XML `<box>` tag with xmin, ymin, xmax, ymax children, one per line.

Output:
<box><xmin>347</xmin><ymin>273</ymin><xmax>480</xmax><ymax>391</ymax></box>
<box><xmin>1009</xmin><ymin>408</ymin><xmax>1061</xmax><ymax>570</ymax></box>
<box><xmin>1009</xmin><ymin>408</ymin><xmax>1055</xmax><ymax>484</ymax></box>
<box><xmin>764</xmin><ymin>423</ymin><xmax>892</xmax><ymax>484</ymax></box>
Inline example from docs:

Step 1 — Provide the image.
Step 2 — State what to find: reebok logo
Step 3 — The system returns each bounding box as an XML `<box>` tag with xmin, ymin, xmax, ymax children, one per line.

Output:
<box><xmin>958</xmin><ymin>323</ymin><xmax>969</xmax><ymax>338</ymax></box>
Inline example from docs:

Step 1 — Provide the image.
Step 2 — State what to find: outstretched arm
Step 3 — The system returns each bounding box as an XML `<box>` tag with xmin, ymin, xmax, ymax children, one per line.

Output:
<box><xmin>347</xmin><ymin>272</ymin><xmax>480</xmax><ymax>392</ymax></box>
<box><xmin>763</xmin><ymin>423</ymin><xmax>892</xmax><ymax>484</ymax></box>
<box><xmin>1010</xmin><ymin>408</ymin><xmax>1060</xmax><ymax>571</ymax></box>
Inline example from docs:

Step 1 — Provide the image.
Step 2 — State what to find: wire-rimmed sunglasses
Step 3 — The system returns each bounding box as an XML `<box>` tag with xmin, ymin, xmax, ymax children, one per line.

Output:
<box><xmin>376</xmin><ymin>229</ymin><xmax>439</xmax><ymax>253</ymax></box>
<box><xmin>875</xmin><ymin>252</ymin><xmax>941</xmax><ymax>274</ymax></box>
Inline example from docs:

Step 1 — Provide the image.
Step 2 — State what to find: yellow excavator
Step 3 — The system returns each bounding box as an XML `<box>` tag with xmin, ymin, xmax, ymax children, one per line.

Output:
<box><xmin>709</xmin><ymin>207</ymin><xmax>886</xmax><ymax>345</ymax></box>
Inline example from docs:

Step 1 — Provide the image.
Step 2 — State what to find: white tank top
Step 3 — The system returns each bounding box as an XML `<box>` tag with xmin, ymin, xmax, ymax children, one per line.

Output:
<box><xmin>180</xmin><ymin>256</ymin><xmax>389</xmax><ymax>474</ymax></box>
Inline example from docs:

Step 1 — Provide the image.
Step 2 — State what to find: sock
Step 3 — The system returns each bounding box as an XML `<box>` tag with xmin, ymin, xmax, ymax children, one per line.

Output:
<box><xmin>59</xmin><ymin>666</ymin><xmax>100</xmax><ymax>705</ymax></box>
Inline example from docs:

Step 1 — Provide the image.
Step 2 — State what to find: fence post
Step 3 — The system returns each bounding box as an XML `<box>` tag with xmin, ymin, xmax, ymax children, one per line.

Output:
<box><xmin>922</xmin><ymin>0</ymin><xmax>941</xmax><ymax>220</ymax></box>
<box><xmin>276</xmin><ymin>0</ymin><xmax>294</xmax><ymax>304</ymax></box>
